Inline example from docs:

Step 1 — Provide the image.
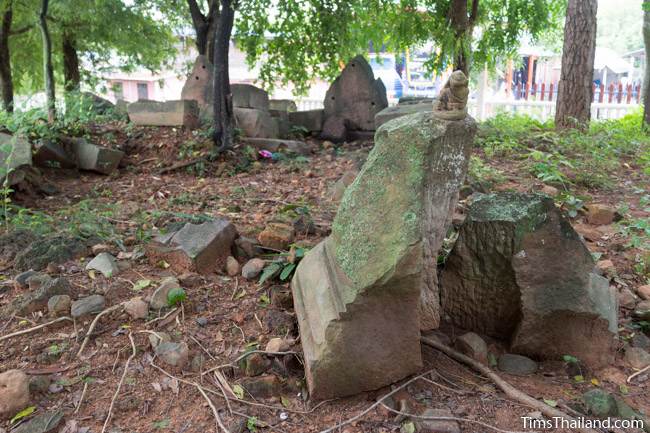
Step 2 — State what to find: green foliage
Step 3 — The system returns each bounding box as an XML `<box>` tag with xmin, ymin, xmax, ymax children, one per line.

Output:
<box><xmin>557</xmin><ymin>193</ymin><xmax>585</xmax><ymax>218</ymax></box>
<box><xmin>467</xmin><ymin>156</ymin><xmax>505</xmax><ymax>189</ymax></box>
<box><xmin>527</xmin><ymin>150</ymin><xmax>572</xmax><ymax>187</ymax></box>
<box><xmin>167</xmin><ymin>286</ymin><xmax>187</xmax><ymax>307</ymax></box>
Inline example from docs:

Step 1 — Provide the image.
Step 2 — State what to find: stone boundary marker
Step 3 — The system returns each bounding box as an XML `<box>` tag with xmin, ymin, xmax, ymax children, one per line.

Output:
<box><xmin>127</xmin><ymin>100</ymin><xmax>200</xmax><ymax>129</ymax></box>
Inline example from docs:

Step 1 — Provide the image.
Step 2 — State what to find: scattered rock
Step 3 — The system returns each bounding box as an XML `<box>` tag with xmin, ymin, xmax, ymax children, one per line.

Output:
<box><xmin>178</xmin><ymin>272</ymin><xmax>203</xmax><ymax>288</ymax></box>
<box><xmin>91</xmin><ymin>243</ymin><xmax>112</xmax><ymax>255</ymax></box>
<box><xmin>27</xmin><ymin>273</ymin><xmax>51</xmax><ymax>290</ymax></box>
<box><xmin>582</xmin><ymin>389</ymin><xmax>617</xmax><ymax>418</ymax></box>
<box><xmin>11</xmin><ymin>410</ymin><xmax>64</xmax><ymax>433</ymax></box>
<box><xmin>265</xmin><ymin>337</ymin><xmax>291</xmax><ymax>353</ymax></box>
<box><xmin>240</xmin><ymin>353</ymin><xmax>271</xmax><ymax>377</ymax></box>
<box><xmin>150</xmin><ymin>277</ymin><xmax>180</xmax><ymax>310</ymax></box>
<box><xmin>631</xmin><ymin>333</ymin><xmax>650</xmax><ymax>350</ymax></box>
<box><xmin>13</xmin><ymin>270</ymin><xmax>38</xmax><ymax>289</ymax></box>
<box><xmin>127</xmin><ymin>99</ymin><xmax>200</xmax><ymax>129</ymax></box>
<box><xmin>146</xmin><ymin>218</ymin><xmax>237</xmax><ymax>275</ymax></box>
<box><xmin>633</xmin><ymin>300</ymin><xmax>650</xmax><ymax>320</ymax></box>
<box><xmin>148</xmin><ymin>332</ymin><xmax>171</xmax><ymax>350</ymax></box>
<box><xmin>71</xmin><ymin>295</ymin><xmax>106</xmax><ymax>318</ymax></box>
<box><xmin>226</xmin><ymin>256</ymin><xmax>240</xmax><ymax>277</ymax></box>
<box><xmin>541</xmin><ymin>185</ymin><xmax>559</xmax><ymax>196</ymax></box>
<box><xmin>155</xmin><ymin>342</ymin><xmax>189</xmax><ymax>369</ymax></box>
<box><xmin>14</xmin><ymin>235</ymin><xmax>88</xmax><ymax>272</ymax></box>
<box><xmin>636</xmin><ymin>284</ymin><xmax>650</xmax><ymax>300</ymax></box>
<box><xmin>242</xmin><ymin>258</ymin><xmax>265</xmax><ymax>280</ymax></box>
<box><xmin>586</xmin><ymin>203</ymin><xmax>616</xmax><ymax>226</ymax></box>
<box><xmin>415</xmin><ymin>408</ymin><xmax>461</xmax><ymax>433</ymax></box>
<box><xmin>240</xmin><ymin>375</ymin><xmax>282</xmax><ymax>399</ymax></box>
<box><xmin>618</xmin><ymin>288</ymin><xmax>639</xmax><ymax>309</ymax></box>
<box><xmin>0</xmin><ymin>370</ymin><xmax>30</xmax><ymax>420</ymax></box>
<box><xmin>497</xmin><ymin>354</ymin><xmax>538</xmax><ymax>376</ymax></box>
<box><xmin>241</xmin><ymin>137</ymin><xmax>311</xmax><ymax>156</ymax></box>
<box><xmin>270</xmin><ymin>286</ymin><xmax>293</xmax><ymax>310</ymax></box>
<box><xmin>124</xmin><ymin>297</ymin><xmax>149</xmax><ymax>320</ymax></box>
<box><xmin>258</xmin><ymin>222</ymin><xmax>295</xmax><ymax>250</ymax></box>
<box><xmin>28</xmin><ymin>375</ymin><xmax>51</xmax><ymax>394</ymax></box>
<box><xmin>190</xmin><ymin>353</ymin><xmax>205</xmax><ymax>373</ymax></box>
<box><xmin>1</xmin><ymin>277</ymin><xmax>71</xmax><ymax>316</ymax></box>
<box><xmin>596</xmin><ymin>259</ymin><xmax>615</xmax><ymax>275</ymax></box>
<box><xmin>455</xmin><ymin>332</ymin><xmax>488</xmax><ymax>364</ymax></box>
<box><xmin>32</xmin><ymin>139</ymin><xmax>75</xmax><ymax>169</ymax></box>
<box><xmin>85</xmin><ymin>252</ymin><xmax>120</xmax><ymax>277</ymax></box>
<box><xmin>441</xmin><ymin>192</ymin><xmax>618</xmax><ymax>368</ymax></box>
<box><xmin>47</xmin><ymin>294</ymin><xmax>71</xmax><ymax>317</ymax></box>
<box><xmin>61</xmin><ymin>136</ymin><xmax>124</xmax><ymax>175</ymax></box>
<box><xmin>624</xmin><ymin>347</ymin><xmax>650</xmax><ymax>369</ymax></box>
<box><xmin>234</xmin><ymin>236</ymin><xmax>262</xmax><ymax>260</ymax></box>
<box><xmin>195</xmin><ymin>317</ymin><xmax>208</xmax><ymax>327</ymax></box>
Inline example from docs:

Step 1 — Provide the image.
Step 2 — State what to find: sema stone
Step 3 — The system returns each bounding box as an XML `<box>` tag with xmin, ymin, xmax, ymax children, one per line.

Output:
<box><xmin>146</xmin><ymin>218</ymin><xmax>237</xmax><ymax>275</ymax></box>
<box><xmin>0</xmin><ymin>133</ymin><xmax>32</xmax><ymax>186</ymax></box>
<box><xmin>440</xmin><ymin>192</ymin><xmax>618</xmax><ymax>367</ymax></box>
<box><xmin>181</xmin><ymin>55</ymin><xmax>213</xmax><ymax>109</ymax></box>
<box><xmin>63</xmin><ymin>137</ymin><xmax>124</xmax><ymax>175</ymax></box>
<box><xmin>288</xmin><ymin>109</ymin><xmax>324</xmax><ymax>132</ymax></box>
<box><xmin>234</xmin><ymin>108</ymin><xmax>279</xmax><ymax>139</ymax></box>
<box><xmin>323</xmin><ymin>55</ymin><xmax>387</xmax><ymax>131</ymax></box>
<box><xmin>71</xmin><ymin>295</ymin><xmax>105</xmax><ymax>318</ymax></box>
<box><xmin>374</xmin><ymin>101</ymin><xmax>431</xmax><ymax>129</ymax></box>
<box><xmin>240</xmin><ymin>137</ymin><xmax>311</xmax><ymax>156</ymax></box>
<box><xmin>85</xmin><ymin>252</ymin><xmax>120</xmax><ymax>277</ymax></box>
<box><xmin>269</xmin><ymin>99</ymin><xmax>297</xmax><ymax>112</ymax></box>
<box><xmin>127</xmin><ymin>99</ymin><xmax>200</xmax><ymax>129</ymax></box>
<box><xmin>0</xmin><ymin>370</ymin><xmax>30</xmax><ymax>420</ymax></box>
<box><xmin>292</xmin><ymin>111</ymin><xmax>475</xmax><ymax>399</ymax></box>
<box><xmin>231</xmin><ymin>84</ymin><xmax>270</xmax><ymax>110</ymax></box>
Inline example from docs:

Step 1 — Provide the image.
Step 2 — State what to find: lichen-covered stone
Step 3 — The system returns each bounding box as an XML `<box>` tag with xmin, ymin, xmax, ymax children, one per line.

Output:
<box><xmin>292</xmin><ymin>111</ymin><xmax>475</xmax><ymax>399</ymax></box>
<box><xmin>441</xmin><ymin>192</ymin><xmax>618</xmax><ymax>367</ymax></box>
<box><xmin>14</xmin><ymin>235</ymin><xmax>89</xmax><ymax>271</ymax></box>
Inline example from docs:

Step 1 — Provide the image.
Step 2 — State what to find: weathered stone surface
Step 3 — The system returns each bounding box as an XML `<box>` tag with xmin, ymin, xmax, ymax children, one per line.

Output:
<box><xmin>415</xmin><ymin>408</ymin><xmax>461</xmax><ymax>433</ymax></box>
<box><xmin>242</xmin><ymin>258</ymin><xmax>265</xmax><ymax>280</ymax></box>
<box><xmin>234</xmin><ymin>108</ymin><xmax>279</xmax><ymax>138</ymax></box>
<box><xmin>497</xmin><ymin>354</ymin><xmax>538</xmax><ymax>376</ymax></box>
<box><xmin>586</xmin><ymin>203</ymin><xmax>616</xmax><ymax>226</ymax></box>
<box><xmin>85</xmin><ymin>252</ymin><xmax>120</xmax><ymax>277</ymax></box>
<box><xmin>292</xmin><ymin>110</ymin><xmax>475</xmax><ymax>399</ymax></box>
<box><xmin>232</xmin><ymin>84</ymin><xmax>270</xmax><ymax>110</ymax></box>
<box><xmin>329</xmin><ymin>170</ymin><xmax>358</xmax><ymax>202</ymax></box>
<box><xmin>288</xmin><ymin>109</ymin><xmax>324</xmax><ymax>132</ymax></box>
<box><xmin>181</xmin><ymin>55</ymin><xmax>213</xmax><ymax>109</ymax></box>
<box><xmin>61</xmin><ymin>136</ymin><xmax>124</xmax><ymax>175</ymax></box>
<box><xmin>240</xmin><ymin>375</ymin><xmax>282</xmax><ymax>399</ymax></box>
<box><xmin>323</xmin><ymin>55</ymin><xmax>387</xmax><ymax>131</ymax></box>
<box><xmin>148</xmin><ymin>332</ymin><xmax>171</xmax><ymax>350</ymax></box>
<box><xmin>1</xmin><ymin>277</ymin><xmax>71</xmax><ymax>316</ymax></box>
<box><xmin>0</xmin><ymin>370</ymin><xmax>30</xmax><ymax>420</ymax></box>
<box><xmin>226</xmin><ymin>256</ymin><xmax>240</xmax><ymax>277</ymax></box>
<box><xmin>32</xmin><ymin>140</ymin><xmax>76</xmax><ymax>169</ymax></box>
<box><xmin>11</xmin><ymin>411</ymin><xmax>63</xmax><ymax>433</ymax></box>
<box><xmin>441</xmin><ymin>192</ymin><xmax>618</xmax><ymax>367</ymax></box>
<box><xmin>374</xmin><ymin>101</ymin><xmax>431</xmax><ymax>129</ymax></box>
<box><xmin>320</xmin><ymin>115</ymin><xmax>347</xmax><ymax>143</ymax></box>
<box><xmin>240</xmin><ymin>138</ymin><xmax>310</xmax><ymax>156</ymax></box>
<box><xmin>71</xmin><ymin>295</ymin><xmax>105</xmax><ymax>318</ymax></box>
<box><xmin>240</xmin><ymin>353</ymin><xmax>270</xmax><ymax>376</ymax></box>
<box><xmin>269</xmin><ymin>99</ymin><xmax>297</xmax><ymax>112</ymax></box>
<box><xmin>14</xmin><ymin>270</ymin><xmax>38</xmax><ymax>289</ymax></box>
<box><xmin>14</xmin><ymin>235</ymin><xmax>88</xmax><ymax>271</ymax></box>
<box><xmin>150</xmin><ymin>277</ymin><xmax>180</xmax><ymax>310</ymax></box>
<box><xmin>625</xmin><ymin>347</ymin><xmax>650</xmax><ymax>369</ymax></box>
<box><xmin>258</xmin><ymin>222</ymin><xmax>295</xmax><ymax>250</ymax></box>
<box><xmin>146</xmin><ymin>218</ymin><xmax>237</xmax><ymax>275</ymax></box>
<box><xmin>0</xmin><ymin>133</ymin><xmax>33</xmax><ymax>185</ymax></box>
<box><xmin>155</xmin><ymin>341</ymin><xmax>189</xmax><ymax>368</ymax></box>
<box><xmin>637</xmin><ymin>284</ymin><xmax>650</xmax><ymax>300</ymax></box>
<box><xmin>582</xmin><ymin>389</ymin><xmax>617</xmax><ymax>418</ymax></box>
<box><xmin>47</xmin><ymin>294</ymin><xmax>71</xmax><ymax>317</ymax></box>
<box><xmin>127</xmin><ymin>100</ymin><xmax>200</xmax><ymax>129</ymax></box>
<box><xmin>455</xmin><ymin>332</ymin><xmax>488</xmax><ymax>364</ymax></box>
<box><xmin>124</xmin><ymin>296</ymin><xmax>149</xmax><ymax>320</ymax></box>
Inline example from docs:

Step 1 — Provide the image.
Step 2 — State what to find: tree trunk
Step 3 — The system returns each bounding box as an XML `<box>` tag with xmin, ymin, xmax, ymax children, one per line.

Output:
<box><xmin>448</xmin><ymin>0</ymin><xmax>478</xmax><ymax>75</ymax></box>
<box><xmin>211</xmin><ymin>0</ymin><xmax>235</xmax><ymax>152</ymax></box>
<box><xmin>555</xmin><ymin>0</ymin><xmax>597</xmax><ymax>130</ymax></box>
<box><xmin>188</xmin><ymin>0</ymin><xmax>218</xmax><ymax>64</ymax></box>
<box><xmin>39</xmin><ymin>0</ymin><xmax>55</xmax><ymax>122</ymax></box>
<box><xmin>643</xmin><ymin>2</ymin><xmax>650</xmax><ymax>131</ymax></box>
<box><xmin>0</xmin><ymin>3</ymin><xmax>14</xmax><ymax>112</ymax></box>
<box><xmin>62</xmin><ymin>31</ymin><xmax>80</xmax><ymax>92</ymax></box>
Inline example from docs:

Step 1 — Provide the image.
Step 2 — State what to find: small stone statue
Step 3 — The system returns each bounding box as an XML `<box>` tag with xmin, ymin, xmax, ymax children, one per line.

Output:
<box><xmin>432</xmin><ymin>70</ymin><xmax>469</xmax><ymax>120</ymax></box>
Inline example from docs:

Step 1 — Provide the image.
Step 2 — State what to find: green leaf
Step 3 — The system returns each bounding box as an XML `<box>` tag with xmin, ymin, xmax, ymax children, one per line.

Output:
<box><xmin>563</xmin><ymin>355</ymin><xmax>579</xmax><ymax>364</ymax></box>
<box><xmin>400</xmin><ymin>421</ymin><xmax>416</xmax><ymax>433</ymax></box>
<box><xmin>167</xmin><ymin>287</ymin><xmax>186</xmax><ymax>307</ymax></box>
<box><xmin>152</xmin><ymin>418</ymin><xmax>170</xmax><ymax>429</ymax></box>
<box><xmin>132</xmin><ymin>279</ymin><xmax>151</xmax><ymax>291</ymax></box>
<box><xmin>247</xmin><ymin>416</ymin><xmax>258</xmax><ymax>432</ymax></box>
<box><xmin>258</xmin><ymin>262</ymin><xmax>281</xmax><ymax>285</ymax></box>
<box><xmin>259</xmin><ymin>294</ymin><xmax>270</xmax><ymax>306</ymax></box>
<box><xmin>573</xmin><ymin>375</ymin><xmax>584</xmax><ymax>383</ymax></box>
<box><xmin>281</xmin><ymin>395</ymin><xmax>291</xmax><ymax>408</ymax></box>
<box><xmin>543</xmin><ymin>399</ymin><xmax>558</xmax><ymax>407</ymax></box>
<box><xmin>234</xmin><ymin>289</ymin><xmax>247</xmax><ymax>300</ymax></box>
<box><xmin>280</xmin><ymin>263</ymin><xmax>296</xmax><ymax>281</ymax></box>
<box><xmin>233</xmin><ymin>384</ymin><xmax>245</xmax><ymax>399</ymax></box>
<box><xmin>10</xmin><ymin>406</ymin><xmax>36</xmax><ymax>424</ymax></box>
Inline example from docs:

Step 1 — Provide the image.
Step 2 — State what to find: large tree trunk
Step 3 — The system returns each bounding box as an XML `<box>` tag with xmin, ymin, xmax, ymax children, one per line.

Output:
<box><xmin>449</xmin><ymin>0</ymin><xmax>478</xmax><ymax>75</ymax></box>
<box><xmin>643</xmin><ymin>2</ymin><xmax>650</xmax><ymax>131</ymax></box>
<box><xmin>211</xmin><ymin>0</ymin><xmax>234</xmax><ymax>152</ymax></box>
<box><xmin>555</xmin><ymin>0</ymin><xmax>597</xmax><ymax>130</ymax></box>
<box><xmin>0</xmin><ymin>3</ymin><xmax>14</xmax><ymax>112</ymax></box>
<box><xmin>188</xmin><ymin>0</ymin><xmax>218</xmax><ymax>64</ymax></box>
<box><xmin>62</xmin><ymin>31</ymin><xmax>80</xmax><ymax>92</ymax></box>
<box><xmin>39</xmin><ymin>0</ymin><xmax>55</xmax><ymax>122</ymax></box>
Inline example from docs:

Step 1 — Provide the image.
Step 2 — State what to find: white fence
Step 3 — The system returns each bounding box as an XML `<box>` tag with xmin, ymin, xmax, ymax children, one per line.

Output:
<box><xmin>295</xmin><ymin>98</ymin><xmax>639</xmax><ymax>122</ymax></box>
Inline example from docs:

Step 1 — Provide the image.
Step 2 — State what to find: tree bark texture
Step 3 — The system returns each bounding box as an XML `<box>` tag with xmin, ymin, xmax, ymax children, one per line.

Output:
<box><xmin>0</xmin><ymin>2</ymin><xmax>14</xmax><ymax>112</ymax></box>
<box><xmin>555</xmin><ymin>0</ymin><xmax>597</xmax><ymax>130</ymax></box>
<box><xmin>211</xmin><ymin>0</ymin><xmax>234</xmax><ymax>152</ymax></box>
<box><xmin>63</xmin><ymin>31</ymin><xmax>80</xmax><ymax>92</ymax></box>
<box><xmin>188</xmin><ymin>0</ymin><xmax>218</xmax><ymax>64</ymax></box>
<box><xmin>39</xmin><ymin>0</ymin><xmax>56</xmax><ymax>122</ymax></box>
<box><xmin>449</xmin><ymin>0</ymin><xmax>478</xmax><ymax>75</ymax></box>
<box><xmin>643</xmin><ymin>0</ymin><xmax>650</xmax><ymax>131</ymax></box>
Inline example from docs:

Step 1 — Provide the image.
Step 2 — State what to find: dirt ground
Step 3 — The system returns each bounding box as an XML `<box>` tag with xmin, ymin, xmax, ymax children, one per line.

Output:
<box><xmin>0</xmin><ymin>123</ymin><xmax>648</xmax><ymax>433</ymax></box>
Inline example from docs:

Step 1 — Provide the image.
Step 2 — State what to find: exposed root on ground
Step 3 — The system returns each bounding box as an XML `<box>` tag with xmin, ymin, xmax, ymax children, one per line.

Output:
<box><xmin>0</xmin><ymin>316</ymin><xmax>72</xmax><ymax>342</ymax></box>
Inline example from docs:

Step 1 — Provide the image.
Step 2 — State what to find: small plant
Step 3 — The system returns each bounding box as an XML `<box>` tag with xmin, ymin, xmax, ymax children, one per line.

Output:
<box><xmin>527</xmin><ymin>150</ymin><xmax>571</xmax><ymax>187</ymax></box>
<box><xmin>467</xmin><ymin>156</ymin><xmax>506</xmax><ymax>189</ymax></box>
<box><xmin>557</xmin><ymin>193</ymin><xmax>585</xmax><ymax>218</ymax></box>
<box><xmin>167</xmin><ymin>287</ymin><xmax>187</xmax><ymax>307</ymax></box>
<box><xmin>259</xmin><ymin>247</ymin><xmax>307</xmax><ymax>285</ymax></box>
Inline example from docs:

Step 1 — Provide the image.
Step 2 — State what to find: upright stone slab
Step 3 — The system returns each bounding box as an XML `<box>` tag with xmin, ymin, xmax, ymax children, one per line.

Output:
<box><xmin>324</xmin><ymin>55</ymin><xmax>387</xmax><ymax>132</ymax></box>
<box><xmin>292</xmin><ymin>85</ymin><xmax>476</xmax><ymax>399</ymax></box>
<box><xmin>231</xmin><ymin>84</ymin><xmax>270</xmax><ymax>111</ymax></box>
<box><xmin>288</xmin><ymin>109</ymin><xmax>323</xmax><ymax>132</ymax></box>
<box><xmin>181</xmin><ymin>55</ymin><xmax>213</xmax><ymax>108</ymax></box>
<box><xmin>440</xmin><ymin>192</ymin><xmax>618</xmax><ymax>367</ymax></box>
<box><xmin>234</xmin><ymin>108</ymin><xmax>280</xmax><ymax>139</ymax></box>
<box><xmin>127</xmin><ymin>100</ymin><xmax>200</xmax><ymax>129</ymax></box>
<box><xmin>0</xmin><ymin>133</ymin><xmax>33</xmax><ymax>185</ymax></box>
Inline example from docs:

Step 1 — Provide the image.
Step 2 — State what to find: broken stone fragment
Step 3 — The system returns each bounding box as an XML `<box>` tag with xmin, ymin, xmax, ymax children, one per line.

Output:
<box><xmin>11</xmin><ymin>410</ymin><xmax>64</xmax><ymax>433</ymax></box>
<box><xmin>150</xmin><ymin>277</ymin><xmax>181</xmax><ymax>310</ymax></box>
<box><xmin>586</xmin><ymin>203</ymin><xmax>616</xmax><ymax>226</ymax></box>
<box><xmin>497</xmin><ymin>354</ymin><xmax>538</xmax><ymax>376</ymax></box>
<box><xmin>14</xmin><ymin>234</ymin><xmax>89</xmax><ymax>272</ymax></box>
<box><xmin>225</xmin><ymin>256</ymin><xmax>240</xmax><ymax>276</ymax></box>
<box><xmin>241</xmin><ymin>258</ymin><xmax>265</xmax><ymax>280</ymax></box>
<box><xmin>258</xmin><ymin>222</ymin><xmax>295</xmax><ymax>250</ymax></box>
<box><xmin>32</xmin><ymin>139</ymin><xmax>76</xmax><ymax>169</ymax></box>
<box><xmin>440</xmin><ymin>192</ymin><xmax>618</xmax><ymax>368</ymax></box>
<box><xmin>240</xmin><ymin>374</ymin><xmax>282</xmax><ymax>399</ymax></box>
<box><xmin>124</xmin><ymin>296</ymin><xmax>149</xmax><ymax>320</ymax></box>
<box><xmin>60</xmin><ymin>136</ymin><xmax>124</xmax><ymax>175</ymax></box>
<box><xmin>455</xmin><ymin>332</ymin><xmax>488</xmax><ymax>365</ymax></box>
<box><xmin>145</xmin><ymin>218</ymin><xmax>237</xmax><ymax>275</ymax></box>
<box><xmin>415</xmin><ymin>408</ymin><xmax>461</xmax><ymax>433</ymax></box>
<box><xmin>155</xmin><ymin>341</ymin><xmax>189</xmax><ymax>369</ymax></box>
<box><xmin>624</xmin><ymin>347</ymin><xmax>650</xmax><ymax>369</ymax></box>
<box><xmin>71</xmin><ymin>295</ymin><xmax>105</xmax><ymax>318</ymax></box>
<box><xmin>0</xmin><ymin>133</ymin><xmax>32</xmax><ymax>186</ymax></box>
<box><xmin>127</xmin><ymin>99</ymin><xmax>200</xmax><ymax>129</ymax></box>
<box><xmin>1</xmin><ymin>277</ymin><xmax>71</xmax><ymax>317</ymax></box>
<box><xmin>240</xmin><ymin>137</ymin><xmax>311</xmax><ymax>156</ymax></box>
<box><xmin>85</xmin><ymin>252</ymin><xmax>120</xmax><ymax>277</ymax></box>
<box><xmin>47</xmin><ymin>294</ymin><xmax>71</xmax><ymax>317</ymax></box>
<box><xmin>292</xmin><ymin>110</ymin><xmax>476</xmax><ymax>399</ymax></box>
<box><xmin>0</xmin><ymin>369</ymin><xmax>30</xmax><ymax>420</ymax></box>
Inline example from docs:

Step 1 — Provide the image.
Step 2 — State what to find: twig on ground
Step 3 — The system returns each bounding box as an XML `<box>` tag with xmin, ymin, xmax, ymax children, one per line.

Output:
<box><xmin>421</xmin><ymin>336</ymin><xmax>599</xmax><ymax>433</ymax></box>
<box><xmin>379</xmin><ymin>402</ymin><xmax>528</xmax><ymax>433</ymax></box>
<box><xmin>77</xmin><ymin>304</ymin><xmax>123</xmax><ymax>358</ymax></box>
<box><xmin>0</xmin><ymin>316</ymin><xmax>72</xmax><ymax>342</ymax></box>
<box><xmin>145</xmin><ymin>307</ymin><xmax>180</xmax><ymax>327</ymax></box>
<box><xmin>212</xmin><ymin>371</ymin><xmax>234</xmax><ymax>415</ymax></box>
<box><xmin>190</xmin><ymin>334</ymin><xmax>216</xmax><ymax>361</ymax></box>
<box><xmin>627</xmin><ymin>364</ymin><xmax>650</xmax><ymax>383</ymax></box>
<box><xmin>201</xmin><ymin>350</ymin><xmax>298</xmax><ymax>376</ymax></box>
<box><xmin>195</xmin><ymin>383</ymin><xmax>231</xmax><ymax>433</ymax></box>
<box><xmin>101</xmin><ymin>332</ymin><xmax>136</xmax><ymax>433</ymax></box>
<box><xmin>157</xmin><ymin>157</ymin><xmax>206</xmax><ymax>175</ymax></box>
<box><xmin>75</xmin><ymin>381</ymin><xmax>89</xmax><ymax>414</ymax></box>
<box><xmin>318</xmin><ymin>369</ymin><xmax>437</xmax><ymax>433</ymax></box>
<box><xmin>420</xmin><ymin>376</ymin><xmax>467</xmax><ymax>395</ymax></box>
